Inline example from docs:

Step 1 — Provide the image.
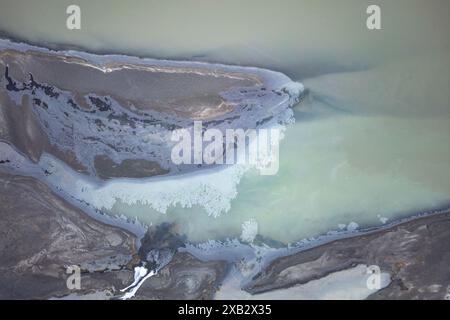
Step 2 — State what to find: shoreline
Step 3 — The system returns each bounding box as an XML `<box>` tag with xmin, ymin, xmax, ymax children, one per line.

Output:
<box><xmin>0</xmin><ymin>33</ymin><xmax>206</xmax><ymax>66</ymax></box>
<box><xmin>243</xmin><ymin>208</ymin><xmax>450</xmax><ymax>299</ymax></box>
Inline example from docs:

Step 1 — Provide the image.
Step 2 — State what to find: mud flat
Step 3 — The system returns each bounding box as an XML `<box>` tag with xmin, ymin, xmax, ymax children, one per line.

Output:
<box><xmin>244</xmin><ymin>209</ymin><xmax>450</xmax><ymax>300</ymax></box>
<box><xmin>0</xmin><ymin>38</ymin><xmax>303</xmax><ymax>180</ymax></box>
<box><xmin>0</xmin><ymin>171</ymin><xmax>136</xmax><ymax>299</ymax></box>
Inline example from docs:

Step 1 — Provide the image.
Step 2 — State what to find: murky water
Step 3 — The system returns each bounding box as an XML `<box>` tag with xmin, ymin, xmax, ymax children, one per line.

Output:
<box><xmin>1</xmin><ymin>0</ymin><xmax>450</xmax><ymax>243</ymax></box>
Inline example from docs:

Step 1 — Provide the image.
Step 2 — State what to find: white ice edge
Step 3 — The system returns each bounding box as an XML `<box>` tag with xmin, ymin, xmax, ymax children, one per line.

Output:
<box><xmin>39</xmin><ymin>122</ymin><xmax>286</xmax><ymax>217</ymax></box>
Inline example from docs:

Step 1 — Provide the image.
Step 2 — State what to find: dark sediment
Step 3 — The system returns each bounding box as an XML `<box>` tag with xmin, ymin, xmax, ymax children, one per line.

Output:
<box><xmin>94</xmin><ymin>155</ymin><xmax>169</xmax><ymax>180</ymax></box>
<box><xmin>0</xmin><ymin>171</ymin><xmax>136</xmax><ymax>299</ymax></box>
<box><xmin>245</xmin><ymin>210</ymin><xmax>450</xmax><ymax>300</ymax></box>
<box><xmin>134</xmin><ymin>252</ymin><xmax>229</xmax><ymax>300</ymax></box>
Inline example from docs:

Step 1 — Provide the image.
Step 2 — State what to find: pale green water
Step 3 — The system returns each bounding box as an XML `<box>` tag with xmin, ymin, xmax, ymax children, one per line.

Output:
<box><xmin>1</xmin><ymin>0</ymin><xmax>450</xmax><ymax>243</ymax></box>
